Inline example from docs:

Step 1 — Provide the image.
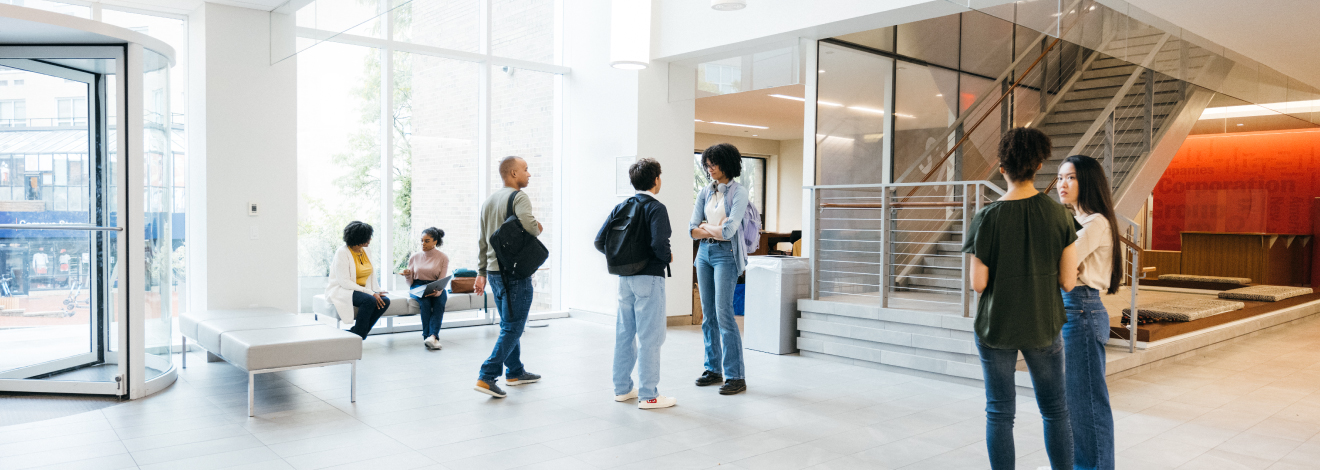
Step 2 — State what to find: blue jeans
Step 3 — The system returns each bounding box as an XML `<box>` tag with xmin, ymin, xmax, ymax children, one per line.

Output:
<box><xmin>614</xmin><ymin>275</ymin><xmax>667</xmax><ymax>400</ymax></box>
<box><xmin>348</xmin><ymin>291</ymin><xmax>390</xmax><ymax>339</ymax></box>
<box><xmin>411</xmin><ymin>280</ymin><xmax>449</xmax><ymax>339</ymax></box>
<box><xmin>1063</xmin><ymin>286</ymin><xmax>1116</xmax><ymax>470</ymax></box>
<box><xmin>478</xmin><ymin>272</ymin><xmax>532</xmax><ymax>382</ymax></box>
<box><xmin>977</xmin><ymin>335</ymin><xmax>1073</xmax><ymax>470</ymax></box>
<box><xmin>696</xmin><ymin>241</ymin><xmax>743</xmax><ymax>380</ymax></box>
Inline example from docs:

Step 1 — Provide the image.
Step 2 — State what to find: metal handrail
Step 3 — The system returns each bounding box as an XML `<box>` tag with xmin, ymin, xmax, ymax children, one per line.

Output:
<box><xmin>0</xmin><ymin>224</ymin><xmax>123</xmax><ymax>232</ymax></box>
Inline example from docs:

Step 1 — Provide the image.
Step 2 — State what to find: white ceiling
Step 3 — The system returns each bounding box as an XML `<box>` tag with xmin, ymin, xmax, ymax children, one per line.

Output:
<box><xmin>97</xmin><ymin>0</ymin><xmax>287</xmax><ymax>15</ymax></box>
<box><xmin>1124</xmin><ymin>0</ymin><xmax>1320</xmax><ymax>90</ymax></box>
<box><xmin>695</xmin><ymin>84</ymin><xmax>806</xmax><ymax>141</ymax></box>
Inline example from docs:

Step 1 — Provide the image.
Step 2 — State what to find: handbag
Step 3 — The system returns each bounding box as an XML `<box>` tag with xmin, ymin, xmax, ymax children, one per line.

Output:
<box><xmin>451</xmin><ymin>277</ymin><xmax>476</xmax><ymax>293</ymax></box>
<box><xmin>491</xmin><ymin>191</ymin><xmax>549</xmax><ymax>279</ymax></box>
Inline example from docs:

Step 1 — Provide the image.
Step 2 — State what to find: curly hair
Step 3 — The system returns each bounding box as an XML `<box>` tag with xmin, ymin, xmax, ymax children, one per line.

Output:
<box><xmin>342</xmin><ymin>221</ymin><xmax>374</xmax><ymax>247</ymax></box>
<box><xmin>700</xmin><ymin>143</ymin><xmax>742</xmax><ymax>180</ymax></box>
<box><xmin>421</xmin><ymin>227</ymin><xmax>445</xmax><ymax>248</ymax></box>
<box><xmin>998</xmin><ymin>127</ymin><xmax>1052</xmax><ymax>183</ymax></box>
<box><xmin>629</xmin><ymin>158</ymin><xmax>662</xmax><ymax>191</ymax></box>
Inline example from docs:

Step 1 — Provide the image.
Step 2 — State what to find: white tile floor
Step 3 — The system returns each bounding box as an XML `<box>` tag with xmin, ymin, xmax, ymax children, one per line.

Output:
<box><xmin>5</xmin><ymin>313</ymin><xmax>1320</xmax><ymax>470</ymax></box>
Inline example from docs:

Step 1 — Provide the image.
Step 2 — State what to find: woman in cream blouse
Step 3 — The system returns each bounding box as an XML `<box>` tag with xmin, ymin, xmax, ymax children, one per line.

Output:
<box><xmin>325</xmin><ymin>221</ymin><xmax>391</xmax><ymax>339</ymax></box>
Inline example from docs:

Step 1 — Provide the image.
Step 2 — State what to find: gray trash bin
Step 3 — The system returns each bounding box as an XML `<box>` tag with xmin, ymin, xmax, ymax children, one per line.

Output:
<box><xmin>744</xmin><ymin>255</ymin><xmax>811</xmax><ymax>355</ymax></box>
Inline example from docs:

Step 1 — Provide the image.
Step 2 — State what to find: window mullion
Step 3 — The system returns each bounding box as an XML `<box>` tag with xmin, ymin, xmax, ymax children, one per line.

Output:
<box><xmin>478</xmin><ymin>0</ymin><xmax>491</xmax><ymax>201</ymax></box>
<box><xmin>379</xmin><ymin>0</ymin><xmax>395</xmax><ymax>284</ymax></box>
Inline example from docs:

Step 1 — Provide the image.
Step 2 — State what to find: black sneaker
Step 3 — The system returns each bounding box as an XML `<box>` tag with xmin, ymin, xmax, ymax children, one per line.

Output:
<box><xmin>719</xmin><ymin>379</ymin><xmax>746</xmax><ymax>395</ymax></box>
<box><xmin>694</xmin><ymin>370</ymin><xmax>724</xmax><ymax>387</ymax></box>
<box><xmin>474</xmin><ymin>379</ymin><xmax>507</xmax><ymax>398</ymax></box>
<box><xmin>506</xmin><ymin>372</ymin><xmax>541</xmax><ymax>386</ymax></box>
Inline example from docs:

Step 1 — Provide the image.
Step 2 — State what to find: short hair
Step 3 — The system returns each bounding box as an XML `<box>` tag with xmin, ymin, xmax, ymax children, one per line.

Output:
<box><xmin>700</xmin><ymin>143</ymin><xmax>742</xmax><ymax>179</ymax></box>
<box><xmin>628</xmin><ymin>158</ymin><xmax>662</xmax><ymax>191</ymax></box>
<box><xmin>342</xmin><ymin>221</ymin><xmax>373</xmax><ymax>247</ymax></box>
<box><xmin>421</xmin><ymin>227</ymin><xmax>445</xmax><ymax>248</ymax></box>
<box><xmin>998</xmin><ymin>127</ymin><xmax>1052</xmax><ymax>183</ymax></box>
<box><xmin>498</xmin><ymin>156</ymin><xmax>524</xmax><ymax>178</ymax></box>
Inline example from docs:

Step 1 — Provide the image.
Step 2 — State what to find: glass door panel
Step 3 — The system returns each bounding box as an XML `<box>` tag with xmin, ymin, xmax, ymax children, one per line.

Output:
<box><xmin>0</xmin><ymin>58</ymin><xmax>122</xmax><ymax>394</ymax></box>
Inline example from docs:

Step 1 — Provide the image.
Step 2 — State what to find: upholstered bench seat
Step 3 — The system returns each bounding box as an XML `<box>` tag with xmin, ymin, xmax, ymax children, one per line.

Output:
<box><xmin>1122</xmin><ymin>299</ymin><xmax>1245</xmax><ymax>322</ymax></box>
<box><xmin>180</xmin><ymin>307</ymin><xmax>283</xmax><ymax>340</ymax></box>
<box><xmin>195</xmin><ymin>314</ymin><xmax>321</xmax><ymax>352</ymax></box>
<box><xmin>221</xmin><ymin>326</ymin><xmax>361</xmax><ymax>372</ymax></box>
<box><xmin>180</xmin><ymin>308</ymin><xmax>361</xmax><ymax>416</ymax></box>
<box><xmin>1157</xmin><ymin>274</ymin><xmax>1252</xmax><ymax>285</ymax></box>
<box><xmin>1219</xmin><ymin>285</ymin><xmax>1314</xmax><ymax>302</ymax></box>
<box><xmin>311</xmin><ymin>290</ymin><xmax>489</xmax><ymax>323</ymax></box>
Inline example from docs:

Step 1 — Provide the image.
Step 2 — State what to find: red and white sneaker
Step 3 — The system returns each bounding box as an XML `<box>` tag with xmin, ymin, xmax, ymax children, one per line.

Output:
<box><xmin>638</xmin><ymin>395</ymin><xmax>677</xmax><ymax>409</ymax></box>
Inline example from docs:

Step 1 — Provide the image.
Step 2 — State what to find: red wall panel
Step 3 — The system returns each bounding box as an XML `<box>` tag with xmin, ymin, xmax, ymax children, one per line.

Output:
<box><xmin>1152</xmin><ymin>129</ymin><xmax>1320</xmax><ymax>251</ymax></box>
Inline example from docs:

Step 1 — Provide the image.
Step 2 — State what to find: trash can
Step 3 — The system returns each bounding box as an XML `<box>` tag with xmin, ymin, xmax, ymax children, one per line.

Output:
<box><xmin>744</xmin><ymin>255</ymin><xmax>811</xmax><ymax>355</ymax></box>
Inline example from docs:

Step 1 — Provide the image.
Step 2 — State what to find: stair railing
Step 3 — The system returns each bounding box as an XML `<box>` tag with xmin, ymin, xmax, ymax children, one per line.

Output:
<box><xmin>807</xmin><ymin>181</ymin><xmax>1004</xmax><ymax>318</ymax></box>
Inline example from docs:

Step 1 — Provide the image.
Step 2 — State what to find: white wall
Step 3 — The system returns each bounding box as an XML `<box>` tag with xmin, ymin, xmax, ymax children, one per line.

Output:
<box><xmin>562</xmin><ymin>0</ymin><xmax>695</xmax><ymax>318</ymax></box>
<box><xmin>778</xmin><ymin>138</ymin><xmax>804</xmax><ymax>233</ymax></box>
<box><xmin>189</xmin><ymin>2</ymin><xmax>298</xmax><ymax>312</ymax></box>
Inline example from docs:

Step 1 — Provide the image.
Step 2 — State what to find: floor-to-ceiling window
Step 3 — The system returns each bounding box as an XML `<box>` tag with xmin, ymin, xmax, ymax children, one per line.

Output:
<box><xmin>295</xmin><ymin>0</ymin><xmax>565</xmax><ymax>320</ymax></box>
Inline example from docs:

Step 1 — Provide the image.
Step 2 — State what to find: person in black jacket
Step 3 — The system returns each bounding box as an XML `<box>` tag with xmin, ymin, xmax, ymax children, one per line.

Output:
<box><xmin>595</xmin><ymin>158</ymin><xmax>675</xmax><ymax>409</ymax></box>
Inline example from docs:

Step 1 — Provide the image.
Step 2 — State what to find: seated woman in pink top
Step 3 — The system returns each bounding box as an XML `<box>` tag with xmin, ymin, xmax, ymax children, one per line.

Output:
<box><xmin>401</xmin><ymin>227</ymin><xmax>450</xmax><ymax>350</ymax></box>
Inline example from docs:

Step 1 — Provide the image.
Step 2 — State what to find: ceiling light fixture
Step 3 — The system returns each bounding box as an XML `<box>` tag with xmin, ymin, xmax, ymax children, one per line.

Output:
<box><xmin>818</xmin><ymin>69</ymin><xmax>825</xmax><ymax>73</ymax></box>
<box><xmin>711</xmin><ymin>0</ymin><xmax>746</xmax><ymax>11</ymax></box>
<box><xmin>893</xmin><ymin>113</ymin><xmax>915</xmax><ymax>118</ymax></box>
<box><xmin>710</xmin><ymin>121</ymin><xmax>768</xmax><ymax>129</ymax></box>
<box><xmin>769</xmin><ymin>94</ymin><xmax>805</xmax><ymax>102</ymax></box>
<box><xmin>818</xmin><ymin>101</ymin><xmax>843</xmax><ymax>107</ymax></box>
<box><xmin>609</xmin><ymin>0</ymin><xmax>651</xmax><ymax>70</ymax></box>
<box><xmin>935</xmin><ymin>94</ymin><xmax>943</xmax><ymax>97</ymax></box>
<box><xmin>695</xmin><ymin>119</ymin><xmax>704</xmax><ymax>122</ymax></box>
<box><xmin>848</xmin><ymin>106</ymin><xmax>885</xmax><ymax>114</ymax></box>
<box><xmin>1201</xmin><ymin>99</ymin><xmax>1320</xmax><ymax>120</ymax></box>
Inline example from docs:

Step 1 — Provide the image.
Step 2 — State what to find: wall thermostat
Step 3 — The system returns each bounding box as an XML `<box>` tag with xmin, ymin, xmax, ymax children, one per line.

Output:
<box><xmin>248</xmin><ymin>202</ymin><xmax>259</xmax><ymax>216</ymax></box>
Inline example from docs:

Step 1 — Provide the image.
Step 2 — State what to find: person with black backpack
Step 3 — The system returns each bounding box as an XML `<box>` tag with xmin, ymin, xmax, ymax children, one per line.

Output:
<box><xmin>595</xmin><ymin>158</ymin><xmax>675</xmax><ymax>409</ymax></box>
<box><xmin>473</xmin><ymin>156</ymin><xmax>546</xmax><ymax>399</ymax></box>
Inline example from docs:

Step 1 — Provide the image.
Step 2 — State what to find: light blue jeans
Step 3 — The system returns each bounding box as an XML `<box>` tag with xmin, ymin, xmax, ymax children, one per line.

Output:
<box><xmin>696</xmin><ymin>240</ymin><xmax>743</xmax><ymax>380</ymax></box>
<box><xmin>614</xmin><ymin>275</ymin><xmax>667</xmax><ymax>401</ymax></box>
<box><xmin>1063</xmin><ymin>286</ymin><xmax>1116</xmax><ymax>470</ymax></box>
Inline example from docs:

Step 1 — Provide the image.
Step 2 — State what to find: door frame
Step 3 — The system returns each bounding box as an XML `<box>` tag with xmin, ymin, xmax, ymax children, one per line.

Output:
<box><xmin>0</xmin><ymin>46</ymin><xmax>130</xmax><ymax>396</ymax></box>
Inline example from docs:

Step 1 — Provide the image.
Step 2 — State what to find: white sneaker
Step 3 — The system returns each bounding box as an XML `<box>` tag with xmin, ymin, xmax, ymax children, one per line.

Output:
<box><xmin>638</xmin><ymin>395</ymin><xmax>677</xmax><ymax>409</ymax></box>
<box><xmin>614</xmin><ymin>389</ymin><xmax>638</xmax><ymax>402</ymax></box>
<box><xmin>424</xmin><ymin>338</ymin><xmax>439</xmax><ymax>350</ymax></box>
<box><xmin>430</xmin><ymin>339</ymin><xmax>443</xmax><ymax>350</ymax></box>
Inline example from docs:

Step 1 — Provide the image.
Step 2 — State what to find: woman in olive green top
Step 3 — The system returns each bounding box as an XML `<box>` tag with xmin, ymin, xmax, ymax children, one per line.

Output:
<box><xmin>963</xmin><ymin>128</ymin><xmax>1080</xmax><ymax>470</ymax></box>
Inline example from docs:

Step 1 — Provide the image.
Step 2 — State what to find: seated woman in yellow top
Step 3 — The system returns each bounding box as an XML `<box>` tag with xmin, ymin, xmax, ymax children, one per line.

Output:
<box><xmin>325</xmin><ymin>221</ymin><xmax>391</xmax><ymax>338</ymax></box>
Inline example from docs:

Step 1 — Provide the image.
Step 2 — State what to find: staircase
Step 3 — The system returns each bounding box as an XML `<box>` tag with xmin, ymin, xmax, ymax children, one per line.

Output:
<box><xmin>896</xmin><ymin>222</ymin><xmax>963</xmax><ymax>296</ymax></box>
<box><xmin>1028</xmin><ymin>28</ymin><xmax>1218</xmax><ymax>193</ymax></box>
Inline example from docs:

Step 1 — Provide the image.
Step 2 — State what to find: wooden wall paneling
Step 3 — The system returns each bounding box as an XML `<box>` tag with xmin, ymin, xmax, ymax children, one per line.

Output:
<box><xmin>1181</xmin><ymin>233</ymin><xmax>1267</xmax><ymax>282</ymax></box>
<box><xmin>1143</xmin><ymin>250</ymin><xmax>1182</xmax><ymax>276</ymax></box>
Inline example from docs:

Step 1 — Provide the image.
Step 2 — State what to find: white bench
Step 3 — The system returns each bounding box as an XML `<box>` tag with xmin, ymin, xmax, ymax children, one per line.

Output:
<box><xmin>180</xmin><ymin>308</ymin><xmax>361</xmax><ymax>416</ymax></box>
<box><xmin>310</xmin><ymin>290</ymin><xmax>490</xmax><ymax>325</ymax></box>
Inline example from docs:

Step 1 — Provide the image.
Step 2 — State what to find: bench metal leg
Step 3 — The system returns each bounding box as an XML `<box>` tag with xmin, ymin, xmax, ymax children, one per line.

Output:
<box><xmin>248</xmin><ymin>371</ymin><xmax>256</xmax><ymax>417</ymax></box>
<box><xmin>351</xmin><ymin>361</ymin><xmax>357</xmax><ymax>403</ymax></box>
<box><xmin>181</xmin><ymin>336</ymin><xmax>187</xmax><ymax>369</ymax></box>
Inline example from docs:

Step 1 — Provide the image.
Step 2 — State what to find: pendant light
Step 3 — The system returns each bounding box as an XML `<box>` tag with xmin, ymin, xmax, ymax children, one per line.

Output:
<box><xmin>711</xmin><ymin>0</ymin><xmax>746</xmax><ymax>11</ymax></box>
<box><xmin>609</xmin><ymin>0</ymin><xmax>651</xmax><ymax>70</ymax></box>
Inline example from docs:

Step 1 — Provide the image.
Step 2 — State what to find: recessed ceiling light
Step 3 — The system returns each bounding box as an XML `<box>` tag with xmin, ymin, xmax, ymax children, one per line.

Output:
<box><xmin>893</xmin><ymin>113</ymin><xmax>915</xmax><ymax>118</ymax></box>
<box><xmin>695</xmin><ymin>119</ymin><xmax>703</xmax><ymax>122</ymax></box>
<box><xmin>711</xmin><ymin>0</ymin><xmax>746</xmax><ymax>11</ymax></box>
<box><xmin>849</xmin><ymin>106</ymin><xmax>885</xmax><ymax>114</ymax></box>
<box><xmin>710</xmin><ymin>121</ymin><xmax>769</xmax><ymax>129</ymax></box>
<box><xmin>935</xmin><ymin>94</ymin><xmax>943</xmax><ymax>97</ymax></box>
<box><xmin>752</xmin><ymin>134</ymin><xmax>758</xmax><ymax>136</ymax></box>
<box><xmin>818</xmin><ymin>101</ymin><xmax>843</xmax><ymax>107</ymax></box>
<box><xmin>769</xmin><ymin>94</ymin><xmax>805</xmax><ymax>102</ymax></box>
<box><xmin>818</xmin><ymin>69</ymin><xmax>825</xmax><ymax>73</ymax></box>
<box><xmin>1237</xmin><ymin>123</ymin><xmax>1244</xmax><ymax>126</ymax></box>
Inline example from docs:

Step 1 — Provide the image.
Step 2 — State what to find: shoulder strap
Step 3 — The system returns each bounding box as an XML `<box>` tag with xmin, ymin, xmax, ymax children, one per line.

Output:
<box><xmin>505</xmin><ymin>190</ymin><xmax>519</xmax><ymax>218</ymax></box>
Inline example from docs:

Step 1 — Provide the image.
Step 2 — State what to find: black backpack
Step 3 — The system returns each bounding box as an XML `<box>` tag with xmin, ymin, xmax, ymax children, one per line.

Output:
<box><xmin>491</xmin><ymin>191</ymin><xmax>549</xmax><ymax>279</ymax></box>
<box><xmin>597</xmin><ymin>196</ymin><xmax>653</xmax><ymax>276</ymax></box>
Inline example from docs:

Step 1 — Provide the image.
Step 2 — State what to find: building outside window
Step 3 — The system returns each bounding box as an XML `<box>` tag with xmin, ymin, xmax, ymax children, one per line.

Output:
<box><xmin>296</xmin><ymin>0</ymin><xmax>565</xmax><ymax>318</ymax></box>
